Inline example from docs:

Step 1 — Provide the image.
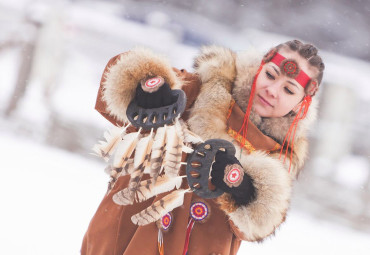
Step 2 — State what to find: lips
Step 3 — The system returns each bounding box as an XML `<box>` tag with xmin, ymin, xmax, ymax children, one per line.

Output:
<box><xmin>257</xmin><ymin>95</ymin><xmax>273</xmax><ymax>107</ymax></box>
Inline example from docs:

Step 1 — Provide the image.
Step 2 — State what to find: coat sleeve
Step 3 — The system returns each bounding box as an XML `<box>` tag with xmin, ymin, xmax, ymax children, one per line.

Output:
<box><xmin>216</xmin><ymin>151</ymin><xmax>292</xmax><ymax>242</ymax></box>
<box><xmin>95</xmin><ymin>54</ymin><xmax>125</xmax><ymax>126</ymax></box>
<box><xmin>97</xmin><ymin>48</ymin><xmax>183</xmax><ymax>124</ymax></box>
<box><xmin>95</xmin><ymin>49</ymin><xmax>201</xmax><ymax>125</ymax></box>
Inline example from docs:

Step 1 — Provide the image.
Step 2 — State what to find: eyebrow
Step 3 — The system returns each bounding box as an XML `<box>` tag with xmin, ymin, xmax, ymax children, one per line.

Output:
<box><xmin>272</xmin><ymin>66</ymin><xmax>280</xmax><ymax>76</ymax></box>
<box><xmin>287</xmin><ymin>81</ymin><xmax>299</xmax><ymax>88</ymax></box>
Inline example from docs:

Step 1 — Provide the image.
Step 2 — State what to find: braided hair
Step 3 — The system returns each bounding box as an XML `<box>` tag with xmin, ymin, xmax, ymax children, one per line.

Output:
<box><xmin>276</xmin><ymin>40</ymin><xmax>325</xmax><ymax>86</ymax></box>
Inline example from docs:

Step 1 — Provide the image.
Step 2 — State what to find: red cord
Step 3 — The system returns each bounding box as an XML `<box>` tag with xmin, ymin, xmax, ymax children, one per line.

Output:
<box><xmin>279</xmin><ymin>96</ymin><xmax>312</xmax><ymax>172</ymax></box>
<box><xmin>182</xmin><ymin>219</ymin><xmax>195</xmax><ymax>255</ymax></box>
<box><xmin>237</xmin><ymin>61</ymin><xmax>265</xmax><ymax>146</ymax></box>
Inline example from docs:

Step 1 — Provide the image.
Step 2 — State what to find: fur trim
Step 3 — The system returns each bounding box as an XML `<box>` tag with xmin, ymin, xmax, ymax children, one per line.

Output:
<box><xmin>188</xmin><ymin>46</ymin><xmax>237</xmax><ymax>140</ymax></box>
<box><xmin>102</xmin><ymin>47</ymin><xmax>182</xmax><ymax>123</ymax></box>
<box><xmin>218</xmin><ymin>150</ymin><xmax>292</xmax><ymax>242</ymax></box>
<box><xmin>194</xmin><ymin>45</ymin><xmax>236</xmax><ymax>86</ymax></box>
<box><xmin>216</xmin><ymin>193</ymin><xmax>238</xmax><ymax>213</ymax></box>
<box><xmin>232</xmin><ymin>50</ymin><xmax>263</xmax><ymax>126</ymax></box>
<box><xmin>270</xmin><ymin>136</ymin><xmax>309</xmax><ymax>179</ymax></box>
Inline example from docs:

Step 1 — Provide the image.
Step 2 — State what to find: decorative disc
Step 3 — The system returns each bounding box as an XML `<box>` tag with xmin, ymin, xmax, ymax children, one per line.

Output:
<box><xmin>227</xmin><ymin>168</ymin><xmax>241</xmax><ymax>183</ymax></box>
<box><xmin>145</xmin><ymin>77</ymin><xmax>163</xmax><ymax>88</ymax></box>
<box><xmin>190</xmin><ymin>202</ymin><xmax>209</xmax><ymax>222</ymax></box>
<box><xmin>283</xmin><ymin>60</ymin><xmax>298</xmax><ymax>76</ymax></box>
<box><xmin>224</xmin><ymin>163</ymin><xmax>244</xmax><ymax>188</ymax></box>
<box><xmin>161</xmin><ymin>212</ymin><xmax>172</xmax><ymax>231</ymax></box>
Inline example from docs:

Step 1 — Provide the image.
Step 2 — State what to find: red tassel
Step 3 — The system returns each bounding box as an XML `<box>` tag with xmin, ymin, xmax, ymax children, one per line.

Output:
<box><xmin>279</xmin><ymin>95</ymin><xmax>312</xmax><ymax>172</ymax></box>
<box><xmin>237</xmin><ymin>61</ymin><xmax>265</xmax><ymax>146</ymax></box>
<box><xmin>182</xmin><ymin>218</ymin><xmax>195</xmax><ymax>255</ymax></box>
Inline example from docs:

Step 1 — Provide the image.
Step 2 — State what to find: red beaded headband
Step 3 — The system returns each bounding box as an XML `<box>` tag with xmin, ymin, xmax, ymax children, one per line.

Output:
<box><xmin>270</xmin><ymin>52</ymin><xmax>311</xmax><ymax>88</ymax></box>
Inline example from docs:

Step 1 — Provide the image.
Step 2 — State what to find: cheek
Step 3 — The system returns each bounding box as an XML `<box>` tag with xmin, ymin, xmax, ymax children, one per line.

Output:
<box><xmin>278</xmin><ymin>95</ymin><xmax>303</xmax><ymax>115</ymax></box>
<box><xmin>255</xmin><ymin>75</ymin><xmax>268</xmax><ymax>91</ymax></box>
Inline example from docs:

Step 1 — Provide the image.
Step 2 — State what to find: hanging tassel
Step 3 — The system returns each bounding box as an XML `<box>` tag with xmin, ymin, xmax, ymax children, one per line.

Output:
<box><xmin>182</xmin><ymin>219</ymin><xmax>195</xmax><ymax>255</ymax></box>
<box><xmin>279</xmin><ymin>95</ymin><xmax>312</xmax><ymax>172</ymax></box>
<box><xmin>182</xmin><ymin>201</ymin><xmax>210</xmax><ymax>255</ymax></box>
<box><xmin>158</xmin><ymin>229</ymin><xmax>164</xmax><ymax>255</ymax></box>
<box><xmin>156</xmin><ymin>212</ymin><xmax>172</xmax><ymax>255</ymax></box>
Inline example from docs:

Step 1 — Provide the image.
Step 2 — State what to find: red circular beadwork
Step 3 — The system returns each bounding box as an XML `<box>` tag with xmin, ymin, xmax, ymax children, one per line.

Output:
<box><xmin>161</xmin><ymin>213</ymin><xmax>172</xmax><ymax>230</ymax></box>
<box><xmin>190</xmin><ymin>202</ymin><xmax>209</xmax><ymax>221</ymax></box>
<box><xmin>283</xmin><ymin>61</ymin><xmax>298</xmax><ymax>75</ymax></box>
<box><xmin>145</xmin><ymin>77</ymin><xmax>162</xmax><ymax>88</ymax></box>
<box><xmin>227</xmin><ymin>168</ymin><xmax>242</xmax><ymax>184</ymax></box>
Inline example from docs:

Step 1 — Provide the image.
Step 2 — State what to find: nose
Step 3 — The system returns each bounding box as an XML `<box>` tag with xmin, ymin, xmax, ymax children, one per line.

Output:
<box><xmin>265</xmin><ymin>83</ymin><xmax>279</xmax><ymax>98</ymax></box>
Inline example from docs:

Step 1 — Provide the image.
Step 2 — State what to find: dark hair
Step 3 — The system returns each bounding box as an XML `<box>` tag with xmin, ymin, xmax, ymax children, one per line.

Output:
<box><xmin>276</xmin><ymin>40</ymin><xmax>325</xmax><ymax>86</ymax></box>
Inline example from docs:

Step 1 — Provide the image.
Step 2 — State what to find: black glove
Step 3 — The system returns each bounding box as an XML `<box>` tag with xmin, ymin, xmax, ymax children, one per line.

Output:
<box><xmin>135</xmin><ymin>80</ymin><xmax>177</xmax><ymax>109</ymax></box>
<box><xmin>211</xmin><ymin>151</ymin><xmax>256</xmax><ymax>206</ymax></box>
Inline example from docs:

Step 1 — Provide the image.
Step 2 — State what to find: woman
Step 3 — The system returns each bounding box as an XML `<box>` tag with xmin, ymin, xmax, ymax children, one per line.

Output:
<box><xmin>81</xmin><ymin>40</ymin><xmax>325</xmax><ymax>255</ymax></box>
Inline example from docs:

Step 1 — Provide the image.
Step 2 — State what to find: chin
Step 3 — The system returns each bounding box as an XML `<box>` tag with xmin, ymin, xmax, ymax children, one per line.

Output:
<box><xmin>254</xmin><ymin>107</ymin><xmax>272</xmax><ymax>118</ymax></box>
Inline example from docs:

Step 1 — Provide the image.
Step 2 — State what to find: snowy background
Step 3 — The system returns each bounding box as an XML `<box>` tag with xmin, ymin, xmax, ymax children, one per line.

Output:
<box><xmin>1</xmin><ymin>0</ymin><xmax>370</xmax><ymax>254</ymax></box>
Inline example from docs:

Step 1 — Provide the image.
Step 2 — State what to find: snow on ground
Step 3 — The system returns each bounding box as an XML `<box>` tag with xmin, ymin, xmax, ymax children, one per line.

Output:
<box><xmin>1</xmin><ymin>132</ymin><xmax>370</xmax><ymax>255</ymax></box>
<box><xmin>0</xmin><ymin>133</ymin><xmax>107</xmax><ymax>255</ymax></box>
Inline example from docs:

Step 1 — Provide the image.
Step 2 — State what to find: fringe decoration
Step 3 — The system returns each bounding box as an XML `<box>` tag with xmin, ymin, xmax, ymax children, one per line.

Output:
<box><xmin>113</xmin><ymin>175</ymin><xmax>184</xmax><ymax>205</ymax></box>
<box><xmin>91</xmin><ymin>123</ymin><xmax>131</xmax><ymax>161</ymax></box>
<box><xmin>150</xmin><ymin>125</ymin><xmax>167</xmax><ymax>180</ymax></box>
<box><xmin>163</xmin><ymin>125</ymin><xmax>182</xmax><ymax>178</ymax></box>
<box><xmin>121</xmin><ymin>129</ymin><xmax>154</xmax><ymax>204</ymax></box>
<box><xmin>131</xmin><ymin>188</ymin><xmax>190</xmax><ymax>226</ymax></box>
<box><xmin>136</xmin><ymin>175</ymin><xmax>184</xmax><ymax>202</ymax></box>
<box><xmin>182</xmin><ymin>145</ymin><xmax>194</xmax><ymax>154</ymax></box>
<box><xmin>112</xmin><ymin>128</ymin><xmax>142</xmax><ymax>176</ymax></box>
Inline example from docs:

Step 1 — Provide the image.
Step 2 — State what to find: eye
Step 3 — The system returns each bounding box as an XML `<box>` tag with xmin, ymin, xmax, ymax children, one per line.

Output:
<box><xmin>265</xmin><ymin>71</ymin><xmax>275</xmax><ymax>80</ymax></box>
<box><xmin>284</xmin><ymin>87</ymin><xmax>294</xmax><ymax>95</ymax></box>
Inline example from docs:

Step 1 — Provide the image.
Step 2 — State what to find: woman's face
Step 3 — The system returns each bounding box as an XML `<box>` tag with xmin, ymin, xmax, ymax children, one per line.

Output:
<box><xmin>253</xmin><ymin>49</ymin><xmax>316</xmax><ymax>118</ymax></box>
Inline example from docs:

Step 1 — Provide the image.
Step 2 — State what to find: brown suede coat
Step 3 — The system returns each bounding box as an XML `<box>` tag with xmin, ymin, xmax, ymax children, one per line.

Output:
<box><xmin>82</xmin><ymin>63</ymin><xmax>249</xmax><ymax>255</ymax></box>
<box><xmin>81</xmin><ymin>46</ymin><xmax>314</xmax><ymax>255</ymax></box>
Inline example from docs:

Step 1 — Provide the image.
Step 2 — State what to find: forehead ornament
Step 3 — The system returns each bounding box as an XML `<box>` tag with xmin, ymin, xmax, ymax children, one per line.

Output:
<box><xmin>265</xmin><ymin>51</ymin><xmax>311</xmax><ymax>88</ymax></box>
